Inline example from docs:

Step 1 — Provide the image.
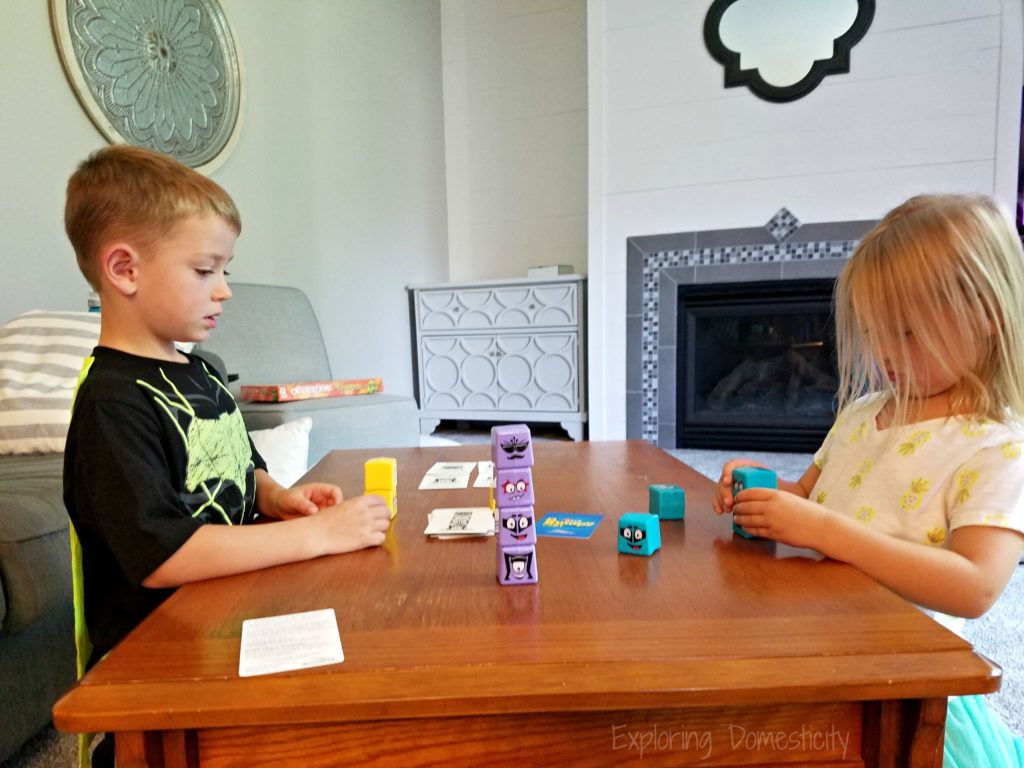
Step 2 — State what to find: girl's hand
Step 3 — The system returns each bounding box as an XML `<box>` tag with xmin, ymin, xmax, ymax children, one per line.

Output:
<box><xmin>713</xmin><ymin>459</ymin><xmax>770</xmax><ymax>515</ymax></box>
<box><xmin>269</xmin><ymin>482</ymin><xmax>344</xmax><ymax>520</ymax></box>
<box><xmin>731</xmin><ymin>488</ymin><xmax>829</xmax><ymax>550</ymax></box>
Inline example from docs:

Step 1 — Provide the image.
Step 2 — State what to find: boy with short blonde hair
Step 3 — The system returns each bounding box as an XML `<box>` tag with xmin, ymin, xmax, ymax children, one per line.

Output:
<box><xmin>65</xmin><ymin>144</ymin><xmax>242</xmax><ymax>289</ymax></box>
<box><xmin>63</xmin><ymin>145</ymin><xmax>389</xmax><ymax>675</ymax></box>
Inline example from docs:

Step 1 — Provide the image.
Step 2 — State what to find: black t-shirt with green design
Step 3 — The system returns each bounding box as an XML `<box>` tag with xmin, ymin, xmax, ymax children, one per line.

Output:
<box><xmin>63</xmin><ymin>347</ymin><xmax>266</xmax><ymax>660</ymax></box>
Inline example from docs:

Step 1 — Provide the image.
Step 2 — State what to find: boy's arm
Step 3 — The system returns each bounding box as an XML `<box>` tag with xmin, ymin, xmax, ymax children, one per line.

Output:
<box><xmin>253</xmin><ymin>469</ymin><xmax>288</xmax><ymax>516</ymax></box>
<box><xmin>253</xmin><ymin>469</ymin><xmax>345</xmax><ymax>519</ymax></box>
<box><xmin>254</xmin><ymin>469</ymin><xmax>280</xmax><ymax>508</ymax></box>
<box><xmin>141</xmin><ymin>494</ymin><xmax>390</xmax><ymax>587</ymax></box>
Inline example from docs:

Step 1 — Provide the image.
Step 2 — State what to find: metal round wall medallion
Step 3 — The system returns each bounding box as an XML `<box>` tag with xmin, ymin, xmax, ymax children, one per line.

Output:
<box><xmin>50</xmin><ymin>0</ymin><xmax>244</xmax><ymax>174</ymax></box>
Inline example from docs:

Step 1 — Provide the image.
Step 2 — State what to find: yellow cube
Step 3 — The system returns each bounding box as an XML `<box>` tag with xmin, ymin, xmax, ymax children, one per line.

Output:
<box><xmin>364</xmin><ymin>457</ymin><xmax>397</xmax><ymax>491</ymax></box>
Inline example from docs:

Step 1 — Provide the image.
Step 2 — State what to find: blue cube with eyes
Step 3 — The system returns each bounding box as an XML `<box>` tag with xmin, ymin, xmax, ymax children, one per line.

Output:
<box><xmin>491</xmin><ymin>423</ymin><xmax>534</xmax><ymax>469</ymax></box>
<box><xmin>618</xmin><ymin>512</ymin><xmax>661</xmax><ymax>556</ymax></box>
<box><xmin>731</xmin><ymin>467</ymin><xmax>777</xmax><ymax>539</ymax></box>
<box><xmin>649</xmin><ymin>484</ymin><xmax>685</xmax><ymax>520</ymax></box>
<box><xmin>496</xmin><ymin>467</ymin><xmax>534</xmax><ymax>507</ymax></box>
<box><xmin>498</xmin><ymin>505</ymin><xmax>536</xmax><ymax>547</ymax></box>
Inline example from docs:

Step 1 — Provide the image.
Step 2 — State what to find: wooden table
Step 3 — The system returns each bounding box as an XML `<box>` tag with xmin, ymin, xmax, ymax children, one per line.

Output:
<box><xmin>53</xmin><ymin>441</ymin><xmax>1000</xmax><ymax>767</ymax></box>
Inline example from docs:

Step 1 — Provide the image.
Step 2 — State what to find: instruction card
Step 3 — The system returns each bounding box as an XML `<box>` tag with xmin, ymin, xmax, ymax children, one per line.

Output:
<box><xmin>424</xmin><ymin>507</ymin><xmax>495</xmax><ymax>538</ymax></box>
<box><xmin>537</xmin><ymin>512</ymin><xmax>604</xmax><ymax>540</ymax></box>
<box><xmin>473</xmin><ymin>460</ymin><xmax>495</xmax><ymax>488</ymax></box>
<box><xmin>239</xmin><ymin>608</ymin><xmax>344</xmax><ymax>677</ymax></box>
<box><xmin>418</xmin><ymin>461</ymin><xmax>477</xmax><ymax>490</ymax></box>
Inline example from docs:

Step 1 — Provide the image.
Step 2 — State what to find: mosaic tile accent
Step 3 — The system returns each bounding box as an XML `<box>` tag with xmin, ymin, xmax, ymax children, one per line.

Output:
<box><xmin>634</xmin><ymin>235</ymin><xmax>859</xmax><ymax>445</ymax></box>
<box><xmin>766</xmin><ymin>207</ymin><xmax>801</xmax><ymax>242</ymax></box>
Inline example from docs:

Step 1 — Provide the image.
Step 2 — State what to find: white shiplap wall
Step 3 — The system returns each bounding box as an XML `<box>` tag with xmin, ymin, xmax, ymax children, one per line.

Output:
<box><xmin>441</xmin><ymin>0</ymin><xmax>588</xmax><ymax>280</ymax></box>
<box><xmin>588</xmin><ymin>0</ymin><xmax>1023</xmax><ymax>439</ymax></box>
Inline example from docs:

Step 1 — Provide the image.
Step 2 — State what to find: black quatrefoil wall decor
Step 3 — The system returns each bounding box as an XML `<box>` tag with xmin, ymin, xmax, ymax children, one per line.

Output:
<box><xmin>703</xmin><ymin>0</ymin><xmax>875</xmax><ymax>103</ymax></box>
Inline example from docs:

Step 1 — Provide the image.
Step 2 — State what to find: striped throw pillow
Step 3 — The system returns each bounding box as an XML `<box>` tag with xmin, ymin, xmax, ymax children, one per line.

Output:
<box><xmin>0</xmin><ymin>311</ymin><xmax>101</xmax><ymax>454</ymax></box>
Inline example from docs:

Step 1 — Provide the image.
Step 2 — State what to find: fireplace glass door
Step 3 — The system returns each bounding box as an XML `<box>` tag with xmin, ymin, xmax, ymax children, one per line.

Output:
<box><xmin>677</xmin><ymin>279</ymin><xmax>837</xmax><ymax>452</ymax></box>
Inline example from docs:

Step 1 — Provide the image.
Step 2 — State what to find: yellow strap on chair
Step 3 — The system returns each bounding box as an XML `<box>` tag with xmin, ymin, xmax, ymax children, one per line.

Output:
<box><xmin>71</xmin><ymin>524</ymin><xmax>96</xmax><ymax>768</ymax></box>
<box><xmin>69</xmin><ymin>357</ymin><xmax>97</xmax><ymax>768</ymax></box>
<box><xmin>70</xmin><ymin>525</ymin><xmax>90</xmax><ymax>678</ymax></box>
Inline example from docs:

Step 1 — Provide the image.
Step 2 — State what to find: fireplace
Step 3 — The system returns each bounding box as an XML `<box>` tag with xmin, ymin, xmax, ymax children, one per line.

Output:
<box><xmin>625</xmin><ymin>210</ymin><xmax>876</xmax><ymax>449</ymax></box>
<box><xmin>676</xmin><ymin>278</ymin><xmax>837</xmax><ymax>452</ymax></box>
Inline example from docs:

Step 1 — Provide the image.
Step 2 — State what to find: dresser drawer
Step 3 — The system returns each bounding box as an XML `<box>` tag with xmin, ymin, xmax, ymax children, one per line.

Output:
<box><xmin>417</xmin><ymin>282</ymin><xmax>579</xmax><ymax>332</ymax></box>
<box><xmin>419</xmin><ymin>332</ymin><xmax>579</xmax><ymax>413</ymax></box>
<box><xmin>407</xmin><ymin>275</ymin><xmax>587</xmax><ymax>440</ymax></box>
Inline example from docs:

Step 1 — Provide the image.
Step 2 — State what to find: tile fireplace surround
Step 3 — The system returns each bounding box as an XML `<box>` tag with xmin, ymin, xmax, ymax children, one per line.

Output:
<box><xmin>626</xmin><ymin>210</ymin><xmax>876</xmax><ymax>447</ymax></box>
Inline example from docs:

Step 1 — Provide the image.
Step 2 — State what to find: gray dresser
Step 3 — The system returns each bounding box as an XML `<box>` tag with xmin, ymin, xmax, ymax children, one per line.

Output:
<box><xmin>407</xmin><ymin>275</ymin><xmax>587</xmax><ymax>440</ymax></box>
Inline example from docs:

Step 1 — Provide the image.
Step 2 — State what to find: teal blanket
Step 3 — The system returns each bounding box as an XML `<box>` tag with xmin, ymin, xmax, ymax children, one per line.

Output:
<box><xmin>945</xmin><ymin>695</ymin><xmax>1024</xmax><ymax>767</ymax></box>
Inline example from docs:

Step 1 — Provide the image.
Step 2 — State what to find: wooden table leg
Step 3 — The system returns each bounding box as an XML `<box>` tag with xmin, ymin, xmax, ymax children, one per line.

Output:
<box><xmin>909</xmin><ymin>698</ymin><xmax>947</xmax><ymax>768</ymax></box>
<box><xmin>863</xmin><ymin>698</ymin><xmax>947</xmax><ymax>768</ymax></box>
<box><xmin>115</xmin><ymin>729</ymin><xmax>197</xmax><ymax>768</ymax></box>
<box><xmin>113</xmin><ymin>732</ymin><xmax>150</xmax><ymax>768</ymax></box>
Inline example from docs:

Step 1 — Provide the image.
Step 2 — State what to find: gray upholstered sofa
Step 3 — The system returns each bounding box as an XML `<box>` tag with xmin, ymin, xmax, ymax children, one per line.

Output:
<box><xmin>0</xmin><ymin>310</ymin><xmax>98</xmax><ymax>762</ymax></box>
<box><xmin>0</xmin><ymin>453</ymin><xmax>76</xmax><ymax>762</ymax></box>
<box><xmin>196</xmin><ymin>282</ymin><xmax>419</xmax><ymax>465</ymax></box>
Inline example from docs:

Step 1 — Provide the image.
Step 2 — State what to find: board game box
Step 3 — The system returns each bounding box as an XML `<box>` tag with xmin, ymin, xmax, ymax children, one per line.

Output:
<box><xmin>240</xmin><ymin>378</ymin><xmax>382</xmax><ymax>402</ymax></box>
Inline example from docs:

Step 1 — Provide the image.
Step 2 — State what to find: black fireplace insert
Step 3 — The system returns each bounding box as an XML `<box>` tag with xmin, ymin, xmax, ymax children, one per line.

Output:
<box><xmin>676</xmin><ymin>279</ymin><xmax>837</xmax><ymax>452</ymax></box>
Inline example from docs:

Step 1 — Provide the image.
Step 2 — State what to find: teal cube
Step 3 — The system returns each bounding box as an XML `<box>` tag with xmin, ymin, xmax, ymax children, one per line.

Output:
<box><xmin>649</xmin><ymin>484</ymin><xmax>685</xmax><ymax>520</ymax></box>
<box><xmin>618</xmin><ymin>512</ymin><xmax>661</xmax><ymax>556</ymax></box>
<box><xmin>731</xmin><ymin>467</ymin><xmax>777</xmax><ymax>539</ymax></box>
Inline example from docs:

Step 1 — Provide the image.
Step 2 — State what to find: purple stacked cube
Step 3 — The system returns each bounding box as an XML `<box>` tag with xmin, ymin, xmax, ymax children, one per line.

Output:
<box><xmin>492</xmin><ymin>424</ymin><xmax>538</xmax><ymax>585</ymax></box>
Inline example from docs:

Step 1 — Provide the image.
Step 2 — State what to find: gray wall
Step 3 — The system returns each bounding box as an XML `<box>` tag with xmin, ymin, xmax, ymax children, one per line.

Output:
<box><xmin>0</xmin><ymin>0</ymin><xmax>449</xmax><ymax>397</ymax></box>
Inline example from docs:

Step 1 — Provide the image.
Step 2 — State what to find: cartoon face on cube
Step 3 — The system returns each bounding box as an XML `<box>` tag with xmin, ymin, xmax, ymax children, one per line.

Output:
<box><xmin>731</xmin><ymin>467</ymin><xmax>777</xmax><ymax>497</ymax></box>
<box><xmin>618</xmin><ymin>512</ymin><xmax>661</xmax><ymax>556</ymax></box>
<box><xmin>496</xmin><ymin>468</ymin><xmax>534</xmax><ymax>506</ymax></box>
<box><xmin>491</xmin><ymin>423</ymin><xmax>534</xmax><ymax>469</ymax></box>
<box><xmin>498</xmin><ymin>506</ymin><xmax>536</xmax><ymax>546</ymax></box>
<box><xmin>498</xmin><ymin>545</ymin><xmax>538</xmax><ymax>585</ymax></box>
<box><xmin>731</xmin><ymin>467</ymin><xmax>777</xmax><ymax>539</ymax></box>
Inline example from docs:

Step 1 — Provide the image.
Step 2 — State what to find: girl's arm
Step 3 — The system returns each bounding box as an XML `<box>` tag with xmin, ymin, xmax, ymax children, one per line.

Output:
<box><xmin>784</xmin><ymin>463</ymin><xmax>819</xmax><ymax>499</ymax></box>
<box><xmin>817</xmin><ymin>518</ymin><xmax>1023</xmax><ymax>618</ymax></box>
<box><xmin>733</xmin><ymin>490</ymin><xmax>1024</xmax><ymax>617</ymax></box>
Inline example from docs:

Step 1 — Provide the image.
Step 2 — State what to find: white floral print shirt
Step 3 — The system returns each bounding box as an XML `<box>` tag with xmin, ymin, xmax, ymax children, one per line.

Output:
<box><xmin>812</xmin><ymin>394</ymin><xmax>1024</xmax><ymax>547</ymax></box>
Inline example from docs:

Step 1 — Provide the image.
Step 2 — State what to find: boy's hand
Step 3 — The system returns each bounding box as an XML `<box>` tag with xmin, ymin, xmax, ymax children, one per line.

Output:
<box><xmin>712</xmin><ymin>459</ymin><xmax>769</xmax><ymax>515</ymax></box>
<box><xmin>270</xmin><ymin>482</ymin><xmax>344</xmax><ymax>520</ymax></box>
<box><xmin>731</xmin><ymin>488</ymin><xmax>828</xmax><ymax>550</ymax></box>
<box><xmin>317</xmin><ymin>495</ymin><xmax>392</xmax><ymax>554</ymax></box>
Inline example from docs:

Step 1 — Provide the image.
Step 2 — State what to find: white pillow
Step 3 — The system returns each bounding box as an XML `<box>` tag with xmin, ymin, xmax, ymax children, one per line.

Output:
<box><xmin>248</xmin><ymin>417</ymin><xmax>312</xmax><ymax>488</ymax></box>
<box><xmin>0</xmin><ymin>310</ymin><xmax>101</xmax><ymax>454</ymax></box>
